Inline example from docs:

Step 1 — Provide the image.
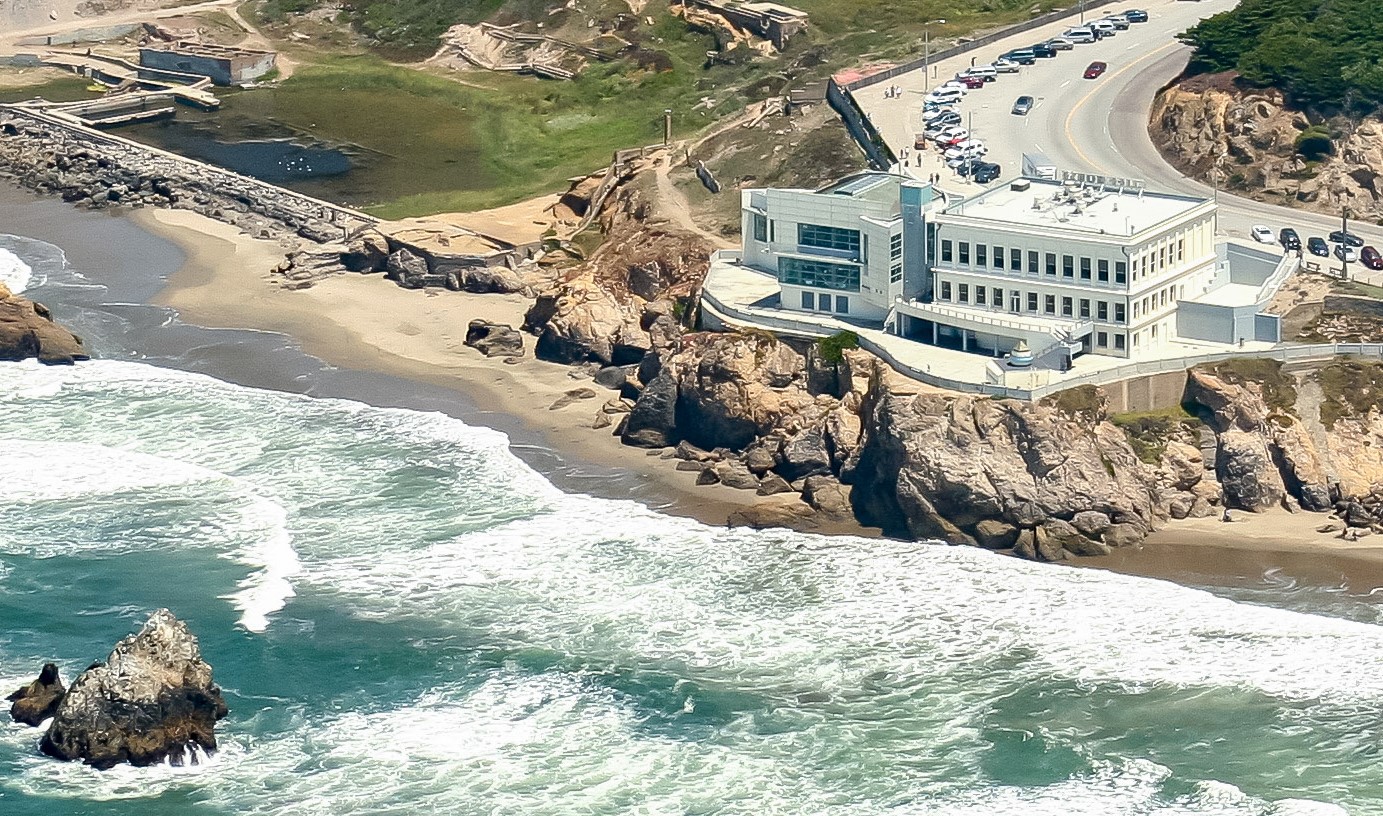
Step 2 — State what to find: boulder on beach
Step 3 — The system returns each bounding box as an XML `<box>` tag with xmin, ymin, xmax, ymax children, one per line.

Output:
<box><xmin>0</xmin><ymin>283</ymin><xmax>87</xmax><ymax>365</ymax></box>
<box><xmin>464</xmin><ymin>319</ymin><xmax>524</xmax><ymax>358</ymax></box>
<box><xmin>40</xmin><ymin>609</ymin><xmax>228</xmax><ymax>770</ymax></box>
<box><xmin>7</xmin><ymin>662</ymin><xmax>66</xmax><ymax>726</ymax></box>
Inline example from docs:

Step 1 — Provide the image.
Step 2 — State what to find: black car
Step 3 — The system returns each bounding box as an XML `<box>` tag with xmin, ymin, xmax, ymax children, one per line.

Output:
<box><xmin>1002</xmin><ymin>49</ymin><xmax>1037</xmax><ymax>65</ymax></box>
<box><xmin>1329</xmin><ymin>229</ymin><xmax>1365</xmax><ymax>247</ymax></box>
<box><xmin>1012</xmin><ymin>95</ymin><xmax>1034</xmax><ymax>115</ymax></box>
<box><xmin>973</xmin><ymin>161</ymin><xmax>1001</xmax><ymax>184</ymax></box>
<box><xmin>1123</xmin><ymin>9</ymin><xmax>1149</xmax><ymax>23</ymax></box>
<box><xmin>1307</xmin><ymin>236</ymin><xmax>1329</xmax><ymax>257</ymax></box>
<box><xmin>1279</xmin><ymin>227</ymin><xmax>1301</xmax><ymax>251</ymax></box>
<box><xmin>1030</xmin><ymin>42</ymin><xmax>1057</xmax><ymax>58</ymax></box>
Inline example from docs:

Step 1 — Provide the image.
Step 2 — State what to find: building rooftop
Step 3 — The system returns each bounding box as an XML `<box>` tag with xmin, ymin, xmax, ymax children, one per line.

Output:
<box><xmin>942</xmin><ymin>176</ymin><xmax>1208</xmax><ymax>238</ymax></box>
<box><xmin>153</xmin><ymin>41</ymin><xmax>276</xmax><ymax>58</ymax></box>
<box><xmin>816</xmin><ymin>172</ymin><xmax>908</xmax><ymax>207</ymax></box>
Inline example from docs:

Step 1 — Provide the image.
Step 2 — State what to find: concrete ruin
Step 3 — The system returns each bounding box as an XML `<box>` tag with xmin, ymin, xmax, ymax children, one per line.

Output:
<box><xmin>676</xmin><ymin>0</ymin><xmax>808</xmax><ymax>49</ymax></box>
<box><xmin>139</xmin><ymin>42</ymin><xmax>276</xmax><ymax>86</ymax></box>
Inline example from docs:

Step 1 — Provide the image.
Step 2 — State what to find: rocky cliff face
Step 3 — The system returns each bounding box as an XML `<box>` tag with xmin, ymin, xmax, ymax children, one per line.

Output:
<box><xmin>0</xmin><ymin>282</ymin><xmax>87</xmax><ymax>365</ymax></box>
<box><xmin>850</xmin><ymin>383</ymin><xmax>1158</xmax><ymax>557</ymax></box>
<box><xmin>40</xmin><ymin>609</ymin><xmax>228</xmax><ymax>769</ymax></box>
<box><xmin>1152</xmin><ymin>72</ymin><xmax>1383</xmax><ymax>221</ymax></box>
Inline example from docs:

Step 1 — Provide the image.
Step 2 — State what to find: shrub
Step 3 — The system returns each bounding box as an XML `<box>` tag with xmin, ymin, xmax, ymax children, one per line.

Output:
<box><xmin>1294</xmin><ymin>124</ymin><xmax>1334</xmax><ymax>160</ymax></box>
<box><xmin>817</xmin><ymin>330</ymin><xmax>859</xmax><ymax>364</ymax></box>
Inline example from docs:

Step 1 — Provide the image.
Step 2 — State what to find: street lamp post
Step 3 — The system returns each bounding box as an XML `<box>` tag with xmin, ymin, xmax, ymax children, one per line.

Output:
<box><xmin>923</xmin><ymin>19</ymin><xmax>946</xmax><ymax>92</ymax></box>
<box><xmin>1080</xmin><ymin>0</ymin><xmax>1086</xmax><ymax>24</ymax></box>
<box><xmin>1342</xmin><ymin>202</ymin><xmax>1352</xmax><ymax>280</ymax></box>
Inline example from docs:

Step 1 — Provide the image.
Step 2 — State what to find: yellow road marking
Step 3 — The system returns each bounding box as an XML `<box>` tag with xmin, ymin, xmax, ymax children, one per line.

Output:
<box><xmin>1063</xmin><ymin>41</ymin><xmax>1182</xmax><ymax>173</ymax></box>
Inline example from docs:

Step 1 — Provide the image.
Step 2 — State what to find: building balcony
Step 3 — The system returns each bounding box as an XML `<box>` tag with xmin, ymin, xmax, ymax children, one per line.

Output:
<box><xmin>896</xmin><ymin>300</ymin><xmax>1093</xmax><ymax>340</ymax></box>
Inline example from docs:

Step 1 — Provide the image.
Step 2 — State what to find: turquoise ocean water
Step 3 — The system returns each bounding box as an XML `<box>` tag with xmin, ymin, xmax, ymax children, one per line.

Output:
<box><xmin>2</xmin><ymin>231</ymin><xmax>1383</xmax><ymax>815</ymax></box>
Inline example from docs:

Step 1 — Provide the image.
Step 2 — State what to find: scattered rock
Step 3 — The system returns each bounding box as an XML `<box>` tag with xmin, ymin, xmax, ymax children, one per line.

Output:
<box><xmin>802</xmin><ymin>475</ymin><xmax>851</xmax><ymax>518</ymax></box>
<box><xmin>0</xmin><ymin>284</ymin><xmax>87</xmax><ymax>365</ymax></box>
<box><xmin>7</xmin><ymin>663</ymin><xmax>65</xmax><ymax>727</ymax></box>
<box><xmin>622</xmin><ymin>371</ymin><xmax>679</xmax><ymax>448</ymax></box>
<box><xmin>756</xmin><ymin>473</ymin><xmax>795</xmax><ymax>496</ymax></box>
<box><xmin>715</xmin><ymin>460</ymin><xmax>760</xmax><ymax>490</ymax></box>
<box><xmin>464</xmin><ymin>320</ymin><xmax>524</xmax><ymax>358</ymax></box>
<box><xmin>549</xmin><ymin>387</ymin><xmax>598</xmax><ymax>411</ymax></box>
<box><xmin>40</xmin><ymin>609</ymin><xmax>228</xmax><ymax>770</ymax></box>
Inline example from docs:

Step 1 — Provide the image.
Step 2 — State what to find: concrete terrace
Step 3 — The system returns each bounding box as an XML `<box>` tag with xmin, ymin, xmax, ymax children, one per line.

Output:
<box><xmin>701</xmin><ymin>249</ymin><xmax>1281</xmax><ymax>400</ymax></box>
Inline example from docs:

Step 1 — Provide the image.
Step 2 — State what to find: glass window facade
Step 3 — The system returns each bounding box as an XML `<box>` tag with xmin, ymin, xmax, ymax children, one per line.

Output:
<box><xmin>753</xmin><ymin>213</ymin><xmax>768</xmax><ymax>242</ymax></box>
<box><xmin>798</xmin><ymin>224</ymin><xmax>860</xmax><ymax>255</ymax></box>
<box><xmin>778</xmin><ymin>257</ymin><xmax>860</xmax><ymax>292</ymax></box>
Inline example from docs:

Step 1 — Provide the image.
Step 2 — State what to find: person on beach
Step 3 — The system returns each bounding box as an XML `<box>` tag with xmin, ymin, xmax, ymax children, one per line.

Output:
<box><xmin>1222</xmin><ymin>508</ymin><xmax>1233</xmax><ymax>523</ymax></box>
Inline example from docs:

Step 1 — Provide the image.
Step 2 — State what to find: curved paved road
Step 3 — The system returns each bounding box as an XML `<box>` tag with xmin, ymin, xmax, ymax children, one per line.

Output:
<box><xmin>855</xmin><ymin>0</ymin><xmax>1383</xmax><ymax>274</ymax></box>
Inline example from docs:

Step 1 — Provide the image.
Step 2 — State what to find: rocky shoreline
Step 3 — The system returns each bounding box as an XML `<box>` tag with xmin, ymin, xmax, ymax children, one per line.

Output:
<box><xmin>0</xmin><ymin>281</ymin><xmax>86</xmax><ymax>364</ymax></box>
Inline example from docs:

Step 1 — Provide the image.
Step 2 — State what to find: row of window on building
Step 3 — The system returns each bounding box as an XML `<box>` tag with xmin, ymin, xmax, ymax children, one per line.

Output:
<box><xmin>937</xmin><ymin>280</ymin><xmax>1129</xmax><ymax>323</ymax></box>
<box><xmin>939</xmin><ymin>240</ymin><xmax>1130</xmax><ymax>286</ymax></box>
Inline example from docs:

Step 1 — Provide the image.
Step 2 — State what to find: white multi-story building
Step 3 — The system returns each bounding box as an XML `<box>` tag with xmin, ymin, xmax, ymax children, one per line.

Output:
<box><xmin>898</xmin><ymin>176</ymin><xmax>1217</xmax><ymax>359</ymax></box>
<box><xmin>728</xmin><ymin>170</ymin><xmax>1280</xmax><ymax>367</ymax></box>
<box><xmin>739</xmin><ymin>172</ymin><xmax>937</xmax><ymax>321</ymax></box>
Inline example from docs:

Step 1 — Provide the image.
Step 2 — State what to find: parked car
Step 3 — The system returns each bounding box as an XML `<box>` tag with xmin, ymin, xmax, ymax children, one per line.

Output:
<box><xmin>924</xmin><ymin>110</ymin><xmax>961</xmax><ymax>127</ymax></box>
<box><xmin>1012</xmin><ymin>95</ymin><xmax>1034</xmax><ymax>115</ymax></box>
<box><xmin>961</xmin><ymin>65</ymin><xmax>998</xmax><ymax>82</ymax></box>
<box><xmin>992</xmin><ymin>58</ymin><xmax>1021</xmax><ymax>73</ymax></box>
<box><xmin>924</xmin><ymin>123</ymin><xmax>963</xmax><ymax>141</ymax></box>
<box><xmin>1045</xmin><ymin>37</ymin><xmax>1074</xmax><ymax>50</ymax></box>
<box><xmin>1101</xmin><ymin>15</ymin><xmax>1130</xmax><ymax>29</ymax></box>
<box><xmin>1335</xmin><ymin>244</ymin><xmax>1359</xmax><ymax>263</ymax></box>
<box><xmin>937</xmin><ymin>80</ymin><xmax>970</xmax><ymax>94</ymax></box>
<box><xmin>972</xmin><ymin>162</ymin><xmax>1001</xmax><ymax>184</ymax></box>
<box><xmin>925</xmin><ymin>89</ymin><xmax>963</xmax><ymax>106</ymax></box>
<box><xmin>955</xmin><ymin>74</ymin><xmax>986</xmax><ymax>89</ymax></box>
<box><xmin>1329</xmin><ymin>229</ymin><xmax>1365</xmax><ymax>247</ymax></box>
<box><xmin>1089</xmin><ymin>21</ymin><xmax>1115</xmax><ymax>37</ymax></box>
<box><xmin>944</xmin><ymin>142</ymin><xmax>987</xmax><ymax>161</ymax></box>
<box><xmin>1363</xmin><ymin>246</ymin><xmax>1383</xmax><ymax>270</ymax></box>
<box><xmin>1123</xmin><ymin>9</ymin><xmax>1149</xmax><ymax>23</ymax></box>
<box><xmin>1002</xmin><ymin>49</ymin><xmax>1038</xmax><ymax>65</ymax></box>
<box><xmin>1250</xmin><ymin>225</ymin><xmax>1276</xmax><ymax>244</ymax></box>
<box><xmin>1030</xmin><ymin>42</ymin><xmax>1057</xmax><ymax>58</ymax></box>
<box><xmin>1064</xmin><ymin>27</ymin><xmax>1096</xmax><ymax>43</ymax></box>
<box><xmin>1307</xmin><ymin>236</ymin><xmax>1329</xmax><ymax>257</ymax></box>
<box><xmin>1083</xmin><ymin>61</ymin><xmax>1108</xmax><ymax>79</ymax></box>
<box><xmin>1279</xmin><ymin>228</ymin><xmax>1302</xmax><ymax>251</ymax></box>
<box><xmin>937</xmin><ymin>130</ymin><xmax>972</xmax><ymax>147</ymax></box>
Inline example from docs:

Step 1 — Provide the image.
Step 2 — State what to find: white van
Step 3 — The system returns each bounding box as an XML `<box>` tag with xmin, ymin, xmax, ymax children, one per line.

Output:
<box><xmin>926</xmin><ymin>88</ymin><xmax>963</xmax><ymax>105</ymax></box>
<box><xmin>962</xmin><ymin>65</ymin><xmax>998</xmax><ymax>82</ymax></box>
<box><xmin>1064</xmin><ymin>27</ymin><xmax>1096</xmax><ymax>43</ymax></box>
<box><xmin>1089</xmin><ymin>19</ymin><xmax>1117</xmax><ymax>34</ymax></box>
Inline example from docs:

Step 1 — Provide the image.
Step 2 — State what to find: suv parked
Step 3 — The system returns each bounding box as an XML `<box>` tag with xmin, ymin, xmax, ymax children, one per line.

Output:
<box><xmin>1030</xmin><ymin>42</ymin><xmax>1057</xmax><ymax>58</ymax></box>
<box><xmin>1063</xmin><ymin>28</ymin><xmax>1096</xmax><ymax>43</ymax></box>
<box><xmin>1307</xmin><ymin>236</ymin><xmax>1329</xmax><ymax>257</ymax></box>
<box><xmin>1101</xmin><ymin>16</ymin><xmax>1130</xmax><ymax>29</ymax></box>
<box><xmin>972</xmin><ymin>162</ymin><xmax>1001</xmax><ymax>184</ymax></box>
<box><xmin>1123</xmin><ymin>9</ymin><xmax>1149</xmax><ymax>23</ymax></box>
<box><xmin>1002</xmin><ymin>49</ymin><xmax>1037</xmax><ymax>65</ymax></box>
<box><xmin>1279</xmin><ymin>228</ymin><xmax>1301</xmax><ymax>251</ymax></box>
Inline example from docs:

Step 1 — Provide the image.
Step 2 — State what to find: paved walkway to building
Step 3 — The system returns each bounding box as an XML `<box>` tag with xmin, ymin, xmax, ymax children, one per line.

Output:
<box><xmin>702</xmin><ymin>251</ymin><xmax>1279</xmax><ymax>399</ymax></box>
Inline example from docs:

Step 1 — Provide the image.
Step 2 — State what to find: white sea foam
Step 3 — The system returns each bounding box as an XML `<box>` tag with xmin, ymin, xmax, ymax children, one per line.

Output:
<box><xmin>0</xmin><ymin>246</ymin><xmax>33</xmax><ymax>293</ymax></box>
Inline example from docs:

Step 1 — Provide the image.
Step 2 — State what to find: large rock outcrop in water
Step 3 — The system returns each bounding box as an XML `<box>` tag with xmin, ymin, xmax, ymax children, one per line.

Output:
<box><xmin>7</xmin><ymin>663</ymin><xmax>66</xmax><ymax>726</ymax></box>
<box><xmin>40</xmin><ymin>609</ymin><xmax>228</xmax><ymax>769</ymax></box>
<box><xmin>0</xmin><ymin>283</ymin><xmax>87</xmax><ymax>364</ymax></box>
<box><xmin>851</xmin><ymin>383</ymin><xmax>1159</xmax><ymax>557</ymax></box>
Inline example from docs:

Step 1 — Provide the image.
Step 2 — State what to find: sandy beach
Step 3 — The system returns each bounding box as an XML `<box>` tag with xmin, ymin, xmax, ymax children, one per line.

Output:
<box><xmin>110</xmin><ymin>205</ymin><xmax>1383</xmax><ymax>597</ymax></box>
<box><xmin>133</xmin><ymin>207</ymin><xmax>871</xmax><ymax>534</ymax></box>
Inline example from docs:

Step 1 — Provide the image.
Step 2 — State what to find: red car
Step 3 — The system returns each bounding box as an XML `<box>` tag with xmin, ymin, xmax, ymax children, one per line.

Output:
<box><xmin>1362</xmin><ymin>246</ymin><xmax>1383</xmax><ymax>270</ymax></box>
<box><xmin>954</xmin><ymin>74</ymin><xmax>986</xmax><ymax>89</ymax></box>
<box><xmin>1084</xmin><ymin>61</ymin><xmax>1107</xmax><ymax>79</ymax></box>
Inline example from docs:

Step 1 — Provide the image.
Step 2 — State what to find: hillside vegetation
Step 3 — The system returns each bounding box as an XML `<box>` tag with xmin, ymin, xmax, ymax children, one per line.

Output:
<box><xmin>1181</xmin><ymin>0</ymin><xmax>1383</xmax><ymax>114</ymax></box>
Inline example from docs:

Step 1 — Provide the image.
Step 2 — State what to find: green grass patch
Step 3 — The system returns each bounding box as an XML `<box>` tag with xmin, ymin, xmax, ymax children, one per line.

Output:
<box><xmin>1042</xmin><ymin>384</ymin><xmax>1104</xmax><ymax>421</ymax></box>
<box><xmin>1335</xmin><ymin>279</ymin><xmax>1383</xmax><ymax>300</ymax></box>
<box><xmin>1111</xmin><ymin>405</ymin><xmax>1202</xmax><ymax>465</ymax></box>
<box><xmin>0</xmin><ymin>74</ymin><xmax>98</xmax><ymax>104</ymax></box>
<box><xmin>1318</xmin><ymin>359</ymin><xmax>1383</xmax><ymax>429</ymax></box>
<box><xmin>1198</xmin><ymin>358</ymin><xmax>1298</xmax><ymax>414</ymax></box>
<box><xmin>817</xmin><ymin>330</ymin><xmax>859</xmax><ymax>364</ymax></box>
